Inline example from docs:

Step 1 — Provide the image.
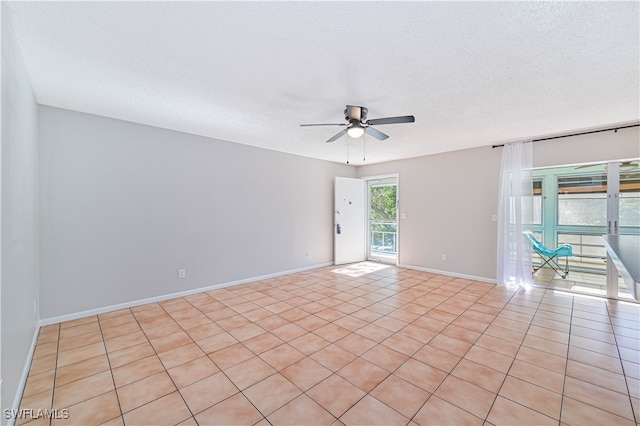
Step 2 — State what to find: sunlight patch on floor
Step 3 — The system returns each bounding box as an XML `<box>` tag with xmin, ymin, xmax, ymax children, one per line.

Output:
<box><xmin>552</xmin><ymin>289</ymin><xmax>608</xmax><ymax>302</ymax></box>
<box><xmin>568</xmin><ymin>284</ymin><xmax>607</xmax><ymax>296</ymax></box>
<box><xmin>331</xmin><ymin>261</ymin><xmax>391</xmax><ymax>278</ymax></box>
<box><xmin>534</xmin><ymin>266</ymin><xmax>636</xmax><ymax>300</ymax></box>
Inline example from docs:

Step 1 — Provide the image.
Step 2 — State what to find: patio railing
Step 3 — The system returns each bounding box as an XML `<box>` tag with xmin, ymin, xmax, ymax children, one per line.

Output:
<box><xmin>370</xmin><ymin>222</ymin><xmax>397</xmax><ymax>255</ymax></box>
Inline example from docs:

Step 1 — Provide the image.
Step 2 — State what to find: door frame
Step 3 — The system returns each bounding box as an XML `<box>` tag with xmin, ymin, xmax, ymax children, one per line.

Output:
<box><xmin>364</xmin><ymin>173</ymin><xmax>400</xmax><ymax>266</ymax></box>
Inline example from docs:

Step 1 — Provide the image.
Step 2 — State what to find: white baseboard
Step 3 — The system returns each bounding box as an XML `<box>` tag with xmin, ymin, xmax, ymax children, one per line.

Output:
<box><xmin>7</xmin><ymin>326</ymin><xmax>40</xmax><ymax>426</ymax></box>
<box><xmin>39</xmin><ymin>262</ymin><xmax>333</xmax><ymax>326</ymax></box>
<box><xmin>398</xmin><ymin>263</ymin><xmax>496</xmax><ymax>284</ymax></box>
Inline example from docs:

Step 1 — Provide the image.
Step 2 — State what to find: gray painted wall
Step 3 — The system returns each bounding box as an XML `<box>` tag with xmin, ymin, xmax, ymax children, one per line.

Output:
<box><xmin>357</xmin><ymin>126</ymin><xmax>639</xmax><ymax>281</ymax></box>
<box><xmin>39</xmin><ymin>106</ymin><xmax>355</xmax><ymax>319</ymax></box>
<box><xmin>531</xmin><ymin>126</ymin><xmax>640</xmax><ymax>169</ymax></box>
<box><xmin>1</xmin><ymin>3</ymin><xmax>40</xmax><ymax>418</ymax></box>
<box><xmin>359</xmin><ymin>146</ymin><xmax>503</xmax><ymax>280</ymax></box>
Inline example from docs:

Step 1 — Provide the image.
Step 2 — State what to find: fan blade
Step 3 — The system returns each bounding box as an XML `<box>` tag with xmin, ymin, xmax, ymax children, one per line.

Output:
<box><xmin>365</xmin><ymin>126</ymin><xmax>389</xmax><ymax>141</ymax></box>
<box><xmin>300</xmin><ymin>123</ymin><xmax>346</xmax><ymax>127</ymax></box>
<box><xmin>366</xmin><ymin>115</ymin><xmax>415</xmax><ymax>126</ymax></box>
<box><xmin>326</xmin><ymin>129</ymin><xmax>347</xmax><ymax>143</ymax></box>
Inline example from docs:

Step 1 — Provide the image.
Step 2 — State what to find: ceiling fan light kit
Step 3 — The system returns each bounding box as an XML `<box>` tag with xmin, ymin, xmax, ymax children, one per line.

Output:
<box><xmin>347</xmin><ymin>125</ymin><xmax>365</xmax><ymax>138</ymax></box>
<box><xmin>301</xmin><ymin>105</ymin><xmax>415</xmax><ymax>143</ymax></box>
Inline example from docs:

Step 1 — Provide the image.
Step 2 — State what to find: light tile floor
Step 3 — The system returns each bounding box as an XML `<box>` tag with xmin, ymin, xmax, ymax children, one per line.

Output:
<box><xmin>18</xmin><ymin>263</ymin><xmax>640</xmax><ymax>425</ymax></box>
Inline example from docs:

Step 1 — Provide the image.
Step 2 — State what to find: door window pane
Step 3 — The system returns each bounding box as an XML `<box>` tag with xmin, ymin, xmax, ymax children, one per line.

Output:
<box><xmin>530</xmin><ymin>179</ymin><xmax>542</xmax><ymax>225</ymax></box>
<box><xmin>619</xmin><ymin>168</ymin><xmax>640</xmax><ymax>227</ymax></box>
<box><xmin>558</xmin><ymin>173</ymin><xmax>607</xmax><ymax>226</ymax></box>
<box><xmin>370</xmin><ymin>185</ymin><xmax>396</xmax><ymax>221</ymax></box>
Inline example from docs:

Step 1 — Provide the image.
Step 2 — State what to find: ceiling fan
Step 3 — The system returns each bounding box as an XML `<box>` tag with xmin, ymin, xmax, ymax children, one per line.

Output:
<box><xmin>300</xmin><ymin>105</ymin><xmax>415</xmax><ymax>143</ymax></box>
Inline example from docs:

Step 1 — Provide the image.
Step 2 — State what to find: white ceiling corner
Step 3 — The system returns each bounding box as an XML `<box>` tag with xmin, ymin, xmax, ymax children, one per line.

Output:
<box><xmin>6</xmin><ymin>1</ymin><xmax>640</xmax><ymax>165</ymax></box>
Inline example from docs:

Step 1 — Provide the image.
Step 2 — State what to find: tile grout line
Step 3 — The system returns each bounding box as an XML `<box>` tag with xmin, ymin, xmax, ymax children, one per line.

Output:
<box><xmin>294</xmin><ymin>272</ymin><xmax>426</xmax><ymax>424</ymax></box>
<box><xmin>487</xmin><ymin>290</ymin><xmax>573</xmax><ymax>424</ymax></box>
<box><xmin>48</xmin><ymin>324</ymin><xmax>61</xmax><ymax>426</ymax></box>
<box><xmin>96</xmin><ymin>313</ymin><xmax>125</xmax><ymax>425</ymax></box>
<box><xmin>605</xmin><ymin>300</ymin><xmax>639</xmax><ymax>424</ymax></box>
<box><xmin>261</xmin><ymin>273</ymin><xmax>384</xmax><ymax>423</ymax></box>
<box><xmin>408</xmin><ymin>281</ymin><xmax>525</xmax><ymax>425</ymax></box>
<box><xmin>108</xmin><ymin>303</ymin><xmax>201</xmax><ymax>424</ymax></box>
<box><xmin>155</xmin><ymin>298</ymin><xmax>218</xmax><ymax>424</ymax></box>
<box><xmin>558</xmin><ymin>293</ymin><xmax>575</xmax><ymax>426</ymax></box>
<box><xmin>568</xmin><ymin>299</ymin><xmax>638</xmax><ymax>422</ymax></box>
<box><xmin>330</xmin><ymin>276</ymin><xmax>511</xmax><ymax>424</ymax></box>
<box><xmin>400</xmin><ymin>279</ymin><xmax>502</xmax><ymax>424</ymax></box>
<box><xmin>253</xmin><ymin>271</ymin><xmax>428</xmax><ymax>422</ymax></box>
<box><xmin>405</xmin><ymin>278</ymin><xmax>513</xmax><ymax>422</ymax></box>
<box><xmin>181</xmin><ymin>289</ymin><xmax>285</xmax><ymax>423</ymax></box>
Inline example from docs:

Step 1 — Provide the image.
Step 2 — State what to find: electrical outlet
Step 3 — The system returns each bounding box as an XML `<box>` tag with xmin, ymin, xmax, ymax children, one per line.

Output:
<box><xmin>441</xmin><ymin>254</ymin><xmax>447</xmax><ymax>261</ymax></box>
<box><xmin>33</xmin><ymin>300</ymin><xmax>37</xmax><ymax>315</ymax></box>
<box><xmin>305</xmin><ymin>251</ymin><xmax>310</xmax><ymax>258</ymax></box>
<box><xmin>178</xmin><ymin>268</ymin><xmax>186</xmax><ymax>279</ymax></box>
<box><xmin>491</xmin><ymin>214</ymin><xmax>498</xmax><ymax>222</ymax></box>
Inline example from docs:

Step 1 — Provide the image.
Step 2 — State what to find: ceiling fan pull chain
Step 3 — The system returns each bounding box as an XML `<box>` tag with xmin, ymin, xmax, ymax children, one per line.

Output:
<box><xmin>363</xmin><ymin>132</ymin><xmax>366</xmax><ymax>162</ymax></box>
<box><xmin>346</xmin><ymin>139</ymin><xmax>350</xmax><ymax>164</ymax></box>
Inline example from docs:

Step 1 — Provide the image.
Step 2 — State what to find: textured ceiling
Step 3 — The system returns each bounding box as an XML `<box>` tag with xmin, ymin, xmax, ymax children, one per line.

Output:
<box><xmin>6</xmin><ymin>1</ymin><xmax>639</xmax><ymax>165</ymax></box>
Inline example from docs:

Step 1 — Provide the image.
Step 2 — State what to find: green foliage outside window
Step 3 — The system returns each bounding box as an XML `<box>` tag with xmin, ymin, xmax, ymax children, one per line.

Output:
<box><xmin>370</xmin><ymin>185</ymin><xmax>397</xmax><ymax>252</ymax></box>
<box><xmin>370</xmin><ymin>185</ymin><xmax>396</xmax><ymax>221</ymax></box>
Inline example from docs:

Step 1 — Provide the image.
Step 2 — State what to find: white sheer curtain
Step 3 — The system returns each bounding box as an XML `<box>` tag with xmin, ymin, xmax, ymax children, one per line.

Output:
<box><xmin>497</xmin><ymin>141</ymin><xmax>533</xmax><ymax>287</ymax></box>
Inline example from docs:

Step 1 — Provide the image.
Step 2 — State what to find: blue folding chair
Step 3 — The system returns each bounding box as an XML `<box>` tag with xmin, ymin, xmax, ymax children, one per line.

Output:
<box><xmin>523</xmin><ymin>231</ymin><xmax>573</xmax><ymax>279</ymax></box>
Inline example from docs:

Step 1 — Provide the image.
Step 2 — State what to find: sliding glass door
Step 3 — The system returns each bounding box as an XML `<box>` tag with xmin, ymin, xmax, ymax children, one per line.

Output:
<box><xmin>532</xmin><ymin>160</ymin><xmax>639</xmax><ymax>299</ymax></box>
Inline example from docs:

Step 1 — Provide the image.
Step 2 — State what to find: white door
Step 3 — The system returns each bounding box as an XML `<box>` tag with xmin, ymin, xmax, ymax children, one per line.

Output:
<box><xmin>334</xmin><ymin>177</ymin><xmax>366</xmax><ymax>265</ymax></box>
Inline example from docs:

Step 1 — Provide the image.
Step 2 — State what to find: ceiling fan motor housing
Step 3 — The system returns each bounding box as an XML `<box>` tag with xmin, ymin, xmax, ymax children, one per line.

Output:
<box><xmin>345</xmin><ymin>106</ymin><xmax>367</xmax><ymax>123</ymax></box>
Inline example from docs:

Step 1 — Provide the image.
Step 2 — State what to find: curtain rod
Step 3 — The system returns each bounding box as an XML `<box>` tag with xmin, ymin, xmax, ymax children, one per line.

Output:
<box><xmin>491</xmin><ymin>123</ymin><xmax>640</xmax><ymax>148</ymax></box>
